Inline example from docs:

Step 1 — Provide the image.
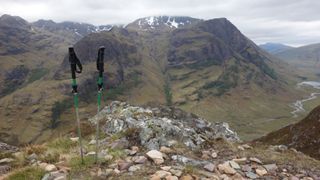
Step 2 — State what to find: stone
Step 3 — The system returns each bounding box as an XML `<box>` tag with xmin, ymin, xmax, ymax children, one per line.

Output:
<box><xmin>86</xmin><ymin>151</ymin><xmax>96</xmax><ymax>156</ymax></box>
<box><xmin>160</xmin><ymin>146</ymin><xmax>174</xmax><ymax>154</ymax></box>
<box><xmin>180</xmin><ymin>175</ymin><xmax>193</xmax><ymax>180</ymax></box>
<box><xmin>232</xmin><ymin>157</ymin><xmax>247</xmax><ymax>164</ymax></box>
<box><xmin>211</xmin><ymin>152</ymin><xmax>218</xmax><ymax>158</ymax></box>
<box><xmin>263</xmin><ymin>164</ymin><xmax>277</xmax><ymax>171</ymax></box>
<box><xmin>246</xmin><ymin>172</ymin><xmax>259</xmax><ymax>179</ymax></box>
<box><xmin>166</xmin><ymin>175</ymin><xmax>178</xmax><ymax>180</ymax></box>
<box><xmin>241</xmin><ymin>165</ymin><xmax>252</xmax><ymax>172</ymax></box>
<box><xmin>150</xmin><ymin>175</ymin><xmax>161</xmax><ymax>180</ymax></box>
<box><xmin>290</xmin><ymin>176</ymin><xmax>299</xmax><ymax>180</ymax></box>
<box><xmin>132</xmin><ymin>156</ymin><xmax>148</xmax><ymax>164</ymax></box>
<box><xmin>170</xmin><ymin>169</ymin><xmax>183</xmax><ymax>177</ymax></box>
<box><xmin>54</xmin><ymin>176</ymin><xmax>67</xmax><ymax>180</ymax></box>
<box><xmin>28</xmin><ymin>153</ymin><xmax>38</xmax><ymax>161</ymax></box>
<box><xmin>229</xmin><ymin>161</ymin><xmax>240</xmax><ymax>169</ymax></box>
<box><xmin>171</xmin><ymin>155</ymin><xmax>207</xmax><ymax>166</ymax></box>
<box><xmin>204</xmin><ymin>163</ymin><xmax>215</xmax><ymax>172</ymax></box>
<box><xmin>70</xmin><ymin>137</ymin><xmax>79</xmax><ymax>142</ymax></box>
<box><xmin>105</xmin><ymin>168</ymin><xmax>113</xmax><ymax>176</ymax></box>
<box><xmin>45</xmin><ymin>164</ymin><xmax>57</xmax><ymax>172</ymax></box>
<box><xmin>242</xmin><ymin>144</ymin><xmax>252</xmax><ymax>149</ymax></box>
<box><xmin>218</xmin><ymin>163</ymin><xmax>236</xmax><ymax>175</ymax></box>
<box><xmin>154</xmin><ymin>170</ymin><xmax>172</xmax><ymax>178</ymax></box>
<box><xmin>0</xmin><ymin>158</ymin><xmax>14</xmax><ymax>164</ymax></box>
<box><xmin>118</xmin><ymin>161</ymin><xmax>132</xmax><ymax>171</ymax></box>
<box><xmin>161</xmin><ymin>166</ymin><xmax>172</xmax><ymax>171</ymax></box>
<box><xmin>88</xmin><ymin>139</ymin><xmax>96</xmax><ymax>145</ymax></box>
<box><xmin>104</xmin><ymin>154</ymin><xmax>113</xmax><ymax>161</ymax></box>
<box><xmin>128</xmin><ymin>165</ymin><xmax>141</xmax><ymax>172</ymax></box>
<box><xmin>256</xmin><ymin>167</ymin><xmax>268</xmax><ymax>176</ymax></box>
<box><xmin>232</xmin><ymin>173</ymin><xmax>245</xmax><ymax>180</ymax></box>
<box><xmin>113</xmin><ymin>168</ymin><xmax>120</xmax><ymax>174</ymax></box>
<box><xmin>39</xmin><ymin>162</ymin><xmax>48</xmax><ymax>169</ymax></box>
<box><xmin>146</xmin><ymin>150</ymin><xmax>164</xmax><ymax>164</ymax></box>
<box><xmin>237</xmin><ymin>146</ymin><xmax>245</xmax><ymax>151</ymax></box>
<box><xmin>249</xmin><ymin>157</ymin><xmax>262</xmax><ymax>164</ymax></box>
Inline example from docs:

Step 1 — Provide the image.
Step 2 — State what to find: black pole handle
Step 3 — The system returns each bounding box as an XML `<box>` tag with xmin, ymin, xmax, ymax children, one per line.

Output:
<box><xmin>96</xmin><ymin>46</ymin><xmax>105</xmax><ymax>90</ymax></box>
<box><xmin>69</xmin><ymin>47</ymin><xmax>83</xmax><ymax>93</ymax></box>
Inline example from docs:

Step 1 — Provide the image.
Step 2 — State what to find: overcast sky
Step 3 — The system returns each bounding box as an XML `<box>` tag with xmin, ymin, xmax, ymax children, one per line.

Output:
<box><xmin>0</xmin><ymin>0</ymin><xmax>319</xmax><ymax>46</ymax></box>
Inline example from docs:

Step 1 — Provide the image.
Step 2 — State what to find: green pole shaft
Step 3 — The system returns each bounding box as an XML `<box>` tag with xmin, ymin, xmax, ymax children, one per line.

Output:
<box><xmin>95</xmin><ymin>76</ymin><xmax>103</xmax><ymax>163</ymax></box>
<box><xmin>72</xmin><ymin>79</ymin><xmax>84</xmax><ymax>164</ymax></box>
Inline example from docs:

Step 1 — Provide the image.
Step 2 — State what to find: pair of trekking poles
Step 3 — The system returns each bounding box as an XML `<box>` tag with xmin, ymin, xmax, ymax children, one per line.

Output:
<box><xmin>69</xmin><ymin>46</ymin><xmax>105</xmax><ymax>164</ymax></box>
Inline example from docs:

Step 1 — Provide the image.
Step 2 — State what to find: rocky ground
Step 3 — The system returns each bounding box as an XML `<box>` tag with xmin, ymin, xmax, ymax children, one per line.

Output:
<box><xmin>0</xmin><ymin>101</ymin><xmax>320</xmax><ymax>179</ymax></box>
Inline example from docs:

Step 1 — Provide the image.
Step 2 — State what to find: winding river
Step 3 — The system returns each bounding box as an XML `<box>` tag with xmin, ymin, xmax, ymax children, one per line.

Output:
<box><xmin>290</xmin><ymin>81</ymin><xmax>320</xmax><ymax>117</ymax></box>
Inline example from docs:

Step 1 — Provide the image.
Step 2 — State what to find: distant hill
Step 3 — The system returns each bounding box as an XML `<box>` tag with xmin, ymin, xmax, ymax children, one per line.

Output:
<box><xmin>257</xmin><ymin>104</ymin><xmax>320</xmax><ymax>160</ymax></box>
<box><xmin>259</xmin><ymin>42</ymin><xmax>293</xmax><ymax>54</ymax></box>
<box><xmin>275</xmin><ymin>43</ymin><xmax>320</xmax><ymax>74</ymax></box>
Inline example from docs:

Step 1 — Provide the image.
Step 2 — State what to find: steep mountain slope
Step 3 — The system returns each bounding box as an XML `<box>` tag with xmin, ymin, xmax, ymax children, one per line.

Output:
<box><xmin>260</xmin><ymin>43</ymin><xmax>293</xmax><ymax>54</ymax></box>
<box><xmin>0</xmin><ymin>14</ymin><xmax>79</xmax><ymax>97</ymax></box>
<box><xmin>257</xmin><ymin>104</ymin><xmax>320</xmax><ymax>160</ymax></box>
<box><xmin>275</xmin><ymin>43</ymin><xmax>320</xmax><ymax>75</ymax></box>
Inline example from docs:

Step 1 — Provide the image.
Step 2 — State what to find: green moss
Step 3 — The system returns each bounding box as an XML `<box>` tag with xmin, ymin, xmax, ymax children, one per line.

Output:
<box><xmin>7</xmin><ymin>167</ymin><xmax>45</xmax><ymax>180</ymax></box>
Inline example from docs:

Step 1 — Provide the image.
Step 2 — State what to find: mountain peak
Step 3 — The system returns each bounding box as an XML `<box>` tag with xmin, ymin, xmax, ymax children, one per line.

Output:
<box><xmin>126</xmin><ymin>16</ymin><xmax>201</xmax><ymax>31</ymax></box>
<box><xmin>0</xmin><ymin>14</ymin><xmax>29</xmax><ymax>28</ymax></box>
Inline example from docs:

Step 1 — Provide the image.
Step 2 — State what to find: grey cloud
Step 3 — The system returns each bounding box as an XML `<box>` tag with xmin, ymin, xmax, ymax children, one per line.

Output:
<box><xmin>0</xmin><ymin>0</ymin><xmax>319</xmax><ymax>46</ymax></box>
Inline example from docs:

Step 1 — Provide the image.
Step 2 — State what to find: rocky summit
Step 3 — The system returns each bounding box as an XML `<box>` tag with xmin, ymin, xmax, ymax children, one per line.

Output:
<box><xmin>0</xmin><ymin>102</ymin><xmax>320</xmax><ymax>179</ymax></box>
<box><xmin>89</xmin><ymin>101</ymin><xmax>240</xmax><ymax>151</ymax></box>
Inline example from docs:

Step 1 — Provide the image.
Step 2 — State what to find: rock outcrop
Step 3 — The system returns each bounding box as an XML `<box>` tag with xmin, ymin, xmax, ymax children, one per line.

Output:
<box><xmin>89</xmin><ymin>101</ymin><xmax>240</xmax><ymax>151</ymax></box>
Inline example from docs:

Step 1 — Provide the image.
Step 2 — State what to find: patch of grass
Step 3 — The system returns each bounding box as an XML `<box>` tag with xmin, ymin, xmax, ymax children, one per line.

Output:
<box><xmin>40</xmin><ymin>151</ymin><xmax>60</xmax><ymax>164</ymax></box>
<box><xmin>24</xmin><ymin>144</ymin><xmax>47</xmax><ymax>155</ymax></box>
<box><xmin>183</xmin><ymin>164</ymin><xmax>196</xmax><ymax>174</ymax></box>
<box><xmin>47</xmin><ymin>137</ymin><xmax>77</xmax><ymax>153</ymax></box>
<box><xmin>69</xmin><ymin>156</ymin><xmax>96</xmax><ymax>173</ymax></box>
<box><xmin>104</xmin><ymin>84</ymin><xmax>126</xmax><ymax>100</ymax></box>
<box><xmin>107</xmin><ymin>148</ymin><xmax>126</xmax><ymax>160</ymax></box>
<box><xmin>6</xmin><ymin>167</ymin><xmax>45</xmax><ymax>180</ymax></box>
<box><xmin>27</xmin><ymin>68</ymin><xmax>48</xmax><ymax>84</ymax></box>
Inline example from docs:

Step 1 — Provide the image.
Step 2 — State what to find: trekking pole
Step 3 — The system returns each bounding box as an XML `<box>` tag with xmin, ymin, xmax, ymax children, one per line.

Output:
<box><xmin>95</xmin><ymin>46</ymin><xmax>105</xmax><ymax>163</ymax></box>
<box><xmin>69</xmin><ymin>47</ymin><xmax>84</xmax><ymax>164</ymax></box>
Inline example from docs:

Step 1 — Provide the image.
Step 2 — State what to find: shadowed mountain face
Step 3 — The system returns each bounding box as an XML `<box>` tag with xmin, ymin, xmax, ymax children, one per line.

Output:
<box><xmin>257</xmin><ymin>105</ymin><xmax>320</xmax><ymax>160</ymax></box>
<box><xmin>260</xmin><ymin>43</ymin><xmax>293</xmax><ymax>54</ymax></box>
<box><xmin>0</xmin><ymin>15</ymin><xmax>303</xmax><ymax>145</ymax></box>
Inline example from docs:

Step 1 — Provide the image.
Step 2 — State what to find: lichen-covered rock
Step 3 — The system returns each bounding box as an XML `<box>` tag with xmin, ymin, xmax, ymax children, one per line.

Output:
<box><xmin>89</xmin><ymin>101</ymin><xmax>240</xmax><ymax>151</ymax></box>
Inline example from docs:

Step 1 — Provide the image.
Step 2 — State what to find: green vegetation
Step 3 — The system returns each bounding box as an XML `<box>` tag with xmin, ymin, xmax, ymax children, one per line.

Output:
<box><xmin>104</xmin><ymin>84</ymin><xmax>126</xmax><ymax>100</ymax></box>
<box><xmin>7</xmin><ymin>167</ymin><xmax>45</xmax><ymax>180</ymax></box>
<box><xmin>47</xmin><ymin>137</ymin><xmax>77</xmax><ymax>153</ymax></box>
<box><xmin>27</xmin><ymin>68</ymin><xmax>48</xmax><ymax>83</ymax></box>
<box><xmin>69</xmin><ymin>156</ymin><xmax>96</xmax><ymax>173</ymax></box>
<box><xmin>203</xmin><ymin>65</ymin><xmax>239</xmax><ymax>96</ymax></box>
<box><xmin>1</xmin><ymin>65</ymin><xmax>29</xmax><ymax>97</ymax></box>
<box><xmin>186</xmin><ymin>59</ymin><xmax>221</xmax><ymax>69</ymax></box>
<box><xmin>51</xmin><ymin>98</ymin><xmax>73</xmax><ymax>129</ymax></box>
<box><xmin>107</xmin><ymin>148</ymin><xmax>126</xmax><ymax>159</ymax></box>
